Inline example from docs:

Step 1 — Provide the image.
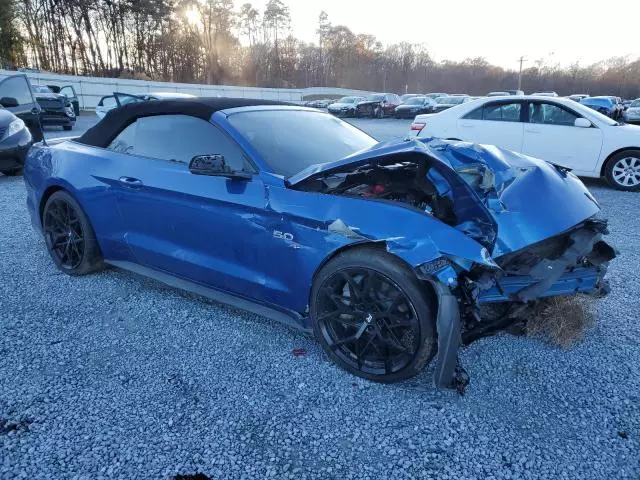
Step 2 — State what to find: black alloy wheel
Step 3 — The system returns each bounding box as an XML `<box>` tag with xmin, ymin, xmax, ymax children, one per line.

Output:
<box><xmin>42</xmin><ymin>190</ymin><xmax>104</xmax><ymax>275</ymax></box>
<box><xmin>44</xmin><ymin>197</ymin><xmax>85</xmax><ymax>270</ymax></box>
<box><xmin>312</xmin><ymin>248</ymin><xmax>437</xmax><ymax>382</ymax></box>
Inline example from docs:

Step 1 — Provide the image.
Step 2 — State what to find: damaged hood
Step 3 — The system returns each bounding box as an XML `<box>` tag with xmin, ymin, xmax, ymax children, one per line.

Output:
<box><xmin>287</xmin><ymin>138</ymin><xmax>601</xmax><ymax>257</ymax></box>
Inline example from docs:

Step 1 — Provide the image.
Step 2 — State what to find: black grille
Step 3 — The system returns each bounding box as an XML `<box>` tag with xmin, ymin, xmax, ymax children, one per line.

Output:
<box><xmin>0</xmin><ymin>126</ymin><xmax>6</xmax><ymax>138</ymax></box>
<box><xmin>37</xmin><ymin>98</ymin><xmax>64</xmax><ymax>109</ymax></box>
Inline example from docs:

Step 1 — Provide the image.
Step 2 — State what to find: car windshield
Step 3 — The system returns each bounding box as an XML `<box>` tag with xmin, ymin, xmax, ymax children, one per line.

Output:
<box><xmin>630</xmin><ymin>99</ymin><xmax>640</xmax><ymax>108</ymax></box>
<box><xmin>32</xmin><ymin>85</ymin><xmax>52</xmax><ymax>93</ymax></box>
<box><xmin>438</xmin><ymin>96</ymin><xmax>464</xmax><ymax>104</ymax></box>
<box><xmin>367</xmin><ymin>94</ymin><xmax>385</xmax><ymax>101</ymax></box>
<box><xmin>405</xmin><ymin>97</ymin><xmax>426</xmax><ymax>105</ymax></box>
<box><xmin>228</xmin><ymin>109</ymin><xmax>378</xmax><ymax>177</ymax></box>
<box><xmin>571</xmin><ymin>101</ymin><xmax>618</xmax><ymax>126</ymax></box>
<box><xmin>337</xmin><ymin>97</ymin><xmax>356</xmax><ymax>104</ymax></box>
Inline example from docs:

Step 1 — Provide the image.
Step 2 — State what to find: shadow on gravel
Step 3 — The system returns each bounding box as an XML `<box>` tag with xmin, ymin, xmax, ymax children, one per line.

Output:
<box><xmin>0</xmin><ymin>416</ymin><xmax>33</xmax><ymax>435</ymax></box>
<box><xmin>173</xmin><ymin>474</ymin><xmax>212</xmax><ymax>480</ymax></box>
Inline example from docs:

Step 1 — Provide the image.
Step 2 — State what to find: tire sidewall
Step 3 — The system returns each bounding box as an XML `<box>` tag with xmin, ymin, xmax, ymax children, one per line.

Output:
<box><xmin>43</xmin><ymin>190</ymin><xmax>102</xmax><ymax>275</ymax></box>
<box><xmin>310</xmin><ymin>248</ymin><xmax>437</xmax><ymax>383</ymax></box>
<box><xmin>605</xmin><ymin>150</ymin><xmax>640</xmax><ymax>191</ymax></box>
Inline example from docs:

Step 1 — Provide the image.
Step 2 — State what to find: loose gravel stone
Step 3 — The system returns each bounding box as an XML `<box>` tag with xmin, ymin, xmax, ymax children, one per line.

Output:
<box><xmin>0</xmin><ymin>120</ymin><xmax>638</xmax><ymax>479</ymax></box>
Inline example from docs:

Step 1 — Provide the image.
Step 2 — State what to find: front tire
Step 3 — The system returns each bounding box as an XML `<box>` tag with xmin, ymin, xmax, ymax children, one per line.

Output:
<box><xmin>604</xmin><ymin>150</ymin><xmax>640</xmax><ymax>191</ymax></box>
<box><xmin>311</xmin><ymin>247</ymin><xmax>437</xmax><ymax>383</ymax></box>
<box><xmin>42</xmin><ymin>190</ymin><xmax>104</xmax><ymax>275</ymax></box>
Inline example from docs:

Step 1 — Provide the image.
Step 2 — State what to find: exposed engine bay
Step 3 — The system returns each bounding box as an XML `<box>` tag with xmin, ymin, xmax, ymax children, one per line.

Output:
<box><xmin>295</xmin><ymin>158</ymin><xmax>458</xmax><ymax>226</ymax></box>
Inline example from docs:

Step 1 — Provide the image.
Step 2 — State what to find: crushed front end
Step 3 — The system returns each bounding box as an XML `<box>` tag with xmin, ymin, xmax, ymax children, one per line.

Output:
<box><xmin>288</xmin><ymin>137</ymin><xmax>617</xmax><ymax>391</ymax></box>
<box><xmin>457</xmin><ymin>218</ymin><xmax>615</xmax><ymax>344</ymax></box>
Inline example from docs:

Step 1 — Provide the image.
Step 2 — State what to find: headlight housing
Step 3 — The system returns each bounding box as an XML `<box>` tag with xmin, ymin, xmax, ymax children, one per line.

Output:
<box><xmin>1</xmin><ymin>118</ymin><xmax>25</xmax><ymax>141</ymax></box>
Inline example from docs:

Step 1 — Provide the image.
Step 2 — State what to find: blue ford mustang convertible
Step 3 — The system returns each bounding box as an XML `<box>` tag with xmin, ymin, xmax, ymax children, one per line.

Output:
<box><xmin>23</xmin><ymin>98</ymin><xmax>616</xmax><ymax>388</ymax></box>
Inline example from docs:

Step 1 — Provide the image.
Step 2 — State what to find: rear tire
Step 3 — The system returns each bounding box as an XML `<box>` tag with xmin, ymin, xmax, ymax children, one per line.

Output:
<box><xmin>604</xmin><ymin>150</ymin><xmax>640</xmax><ymax>191</ymax></box>
<box><xmin>42</xmin><ymin>190</ymin><xmax>104</xmax><ymax>275</ymax></box>
<box><xmin>311</xmin><ymin>247</ymin><xmax>437</xmax><ymax>383</ymax></box>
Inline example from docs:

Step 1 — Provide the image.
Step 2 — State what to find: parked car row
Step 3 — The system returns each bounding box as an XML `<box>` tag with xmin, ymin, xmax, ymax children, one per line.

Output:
<box><xmin>327</xmin><ymin>93</ymin><xmax>478</xmax><ymax>119</ymax></box>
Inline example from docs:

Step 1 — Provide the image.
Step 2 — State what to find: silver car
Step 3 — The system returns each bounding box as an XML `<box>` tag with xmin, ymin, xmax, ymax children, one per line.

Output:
<box><xmin>623</xmin><ymin>98</ymin><xmax>640</xmax><ymax>125</ymax></box>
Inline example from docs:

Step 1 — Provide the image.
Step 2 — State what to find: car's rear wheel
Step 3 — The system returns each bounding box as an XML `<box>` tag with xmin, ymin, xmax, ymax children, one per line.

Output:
<box><xmin>311</xmin><ymin>247</ymin><xmax>437</xmax><ymax>383</ymax></box>
<box><xmin>42</xmin><ymin>190</ymin><xmax>104</xmax><ymax>275</ymax></box>
<box><xmin>605</xmin><ymin>150</ymin><xmax>640</xmax><ymax>191</ymax></box>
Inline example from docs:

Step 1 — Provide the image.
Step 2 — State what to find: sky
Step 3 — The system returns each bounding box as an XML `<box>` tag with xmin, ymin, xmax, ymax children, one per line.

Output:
<box><xmin>244</xmin><ymin>0</ymin><xmax>640</xmax><ymax>70</ymax></box>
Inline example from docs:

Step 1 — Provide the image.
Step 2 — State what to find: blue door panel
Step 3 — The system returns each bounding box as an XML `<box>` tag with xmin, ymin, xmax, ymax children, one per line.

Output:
<box><xmin>112</xmin><ymin>156</ymin><xmax>283</xmax><ymax>300</ymax></box>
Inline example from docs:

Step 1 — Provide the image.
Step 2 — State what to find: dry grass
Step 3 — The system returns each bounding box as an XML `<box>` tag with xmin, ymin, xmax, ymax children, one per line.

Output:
<box><xmin>526</xmin><ymin>296</ymin><xmax>596</xmax><ymax>348</ymax></box>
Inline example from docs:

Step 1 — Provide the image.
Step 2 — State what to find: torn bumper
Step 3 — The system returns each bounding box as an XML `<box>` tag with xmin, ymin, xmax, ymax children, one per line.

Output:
<box><xmin>478</xmin><ymin>265</ymin><xmax>610</xmax><ymax>303</ymax></box>
<box><xmin>425</xmin><ymin>218</ymin><xmax>615</xmax><ymax>391</ymax></box>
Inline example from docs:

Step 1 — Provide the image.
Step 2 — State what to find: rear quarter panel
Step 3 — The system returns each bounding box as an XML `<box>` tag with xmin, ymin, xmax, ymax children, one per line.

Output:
<box><xmin>24</xmin><ymin>141</ymin><xmax>131</xmax><ymax>261</ymax></box>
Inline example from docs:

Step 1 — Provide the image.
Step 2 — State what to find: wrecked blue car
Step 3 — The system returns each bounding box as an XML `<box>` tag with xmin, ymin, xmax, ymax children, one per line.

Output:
<box><xmin>23</xmin><ymin>99</ymin><xmax>616</xmax><ymax>389</ymax></box>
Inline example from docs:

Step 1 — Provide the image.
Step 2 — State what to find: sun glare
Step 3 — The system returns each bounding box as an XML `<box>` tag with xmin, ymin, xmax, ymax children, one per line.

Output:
<box><xmin>185</xmin><ymin>6</ymin><xmax>200</xmax><ymax>26</ymax></box>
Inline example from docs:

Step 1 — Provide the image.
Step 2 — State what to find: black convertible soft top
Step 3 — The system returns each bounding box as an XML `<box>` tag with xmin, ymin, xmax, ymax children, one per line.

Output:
<box><xmin>76</xmin><ymin>97</ymin><xmax>294</xmax><ymax>148</ymax></box>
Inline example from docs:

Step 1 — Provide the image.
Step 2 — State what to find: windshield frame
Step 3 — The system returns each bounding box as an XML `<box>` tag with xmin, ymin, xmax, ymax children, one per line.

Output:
<box><xmin>224</xmin><ymin>107</ymin><xmax>378</xmax><ymax>178</ymax></box>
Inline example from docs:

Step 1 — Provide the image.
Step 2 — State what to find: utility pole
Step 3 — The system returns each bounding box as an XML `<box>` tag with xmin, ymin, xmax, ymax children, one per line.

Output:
<box><xmin>517</xmin><ymin>56</ymin><xmax>527</xmax><ymax>91</ymax></box>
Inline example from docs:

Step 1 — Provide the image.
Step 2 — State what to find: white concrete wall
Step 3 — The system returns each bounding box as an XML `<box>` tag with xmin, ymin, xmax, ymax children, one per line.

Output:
<box><xmin>0</xmin><ymin>69</ymin><xmax>372</xmax><ymax>109</ymax></box>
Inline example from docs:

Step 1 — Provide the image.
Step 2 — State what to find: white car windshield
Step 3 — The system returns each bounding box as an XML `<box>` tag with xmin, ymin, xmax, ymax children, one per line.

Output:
<box><xmin>571</xmin><ymin>101</ymin><xmax>619</xmax><ymax>126</ymax></box>
<box><xmin>631</xmin><ymin>99</ymin><xmax>640</xmax><ymax>108</ymax></box>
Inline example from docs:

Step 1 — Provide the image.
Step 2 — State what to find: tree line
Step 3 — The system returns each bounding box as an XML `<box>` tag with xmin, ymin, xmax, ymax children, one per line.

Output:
<box><xmin>1</xmin><ymin>0</ymin><xmax>639</xmax><ymax>98</ymax></box>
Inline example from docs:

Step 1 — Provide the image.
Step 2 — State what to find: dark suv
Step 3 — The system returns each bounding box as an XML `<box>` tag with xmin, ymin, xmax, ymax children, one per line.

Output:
<box><xmin>0</xmin><ymin>73</ymin><xmax>43</xmax><ymax>141</ymax></box>
<box><xmin>31</xmin><ymin>85</ymin><xmax>76</xmax><ymax>131</ymax></box>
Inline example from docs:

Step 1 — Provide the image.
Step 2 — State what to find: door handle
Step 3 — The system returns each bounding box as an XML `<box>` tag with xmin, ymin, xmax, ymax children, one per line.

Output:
<box><xmin>459</xmin><ymin>124</ymin><xmax>474</xmax><ymax>128</ymax></box>
<box><xmin>525</xmin><ymin>128</ymin><xmax>541</xmax><ymax>133</ymax></box>
<box><xmin>118</xmin><ymin>176</ymin><xmax>143</xmax><ymax>188</ymax></box>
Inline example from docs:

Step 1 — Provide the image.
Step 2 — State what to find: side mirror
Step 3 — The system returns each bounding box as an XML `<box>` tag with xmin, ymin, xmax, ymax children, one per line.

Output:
<box><xmin>189</xmin><ymin>154</ymin><xmax>251</xmax><ymax>179</ymax></box>
<box><xmin>0</xmin><ymin>97</ymin><xmax>19</xmax><ymax>108</ymax></box>
<box><xmin>574</xmin><ymin>118</ymin><xmax>592</xmax><ymax>128</ymax></box>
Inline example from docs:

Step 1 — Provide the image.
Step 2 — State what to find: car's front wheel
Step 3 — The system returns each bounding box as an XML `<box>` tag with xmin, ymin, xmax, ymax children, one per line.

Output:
<box><xmin>42</xmin><ymin>190</ymin><xmax>104</xmax><ymax>275</ymax></box>
<box><xmin>605</xmin><ymin>150</ymin><xmax>640</xmax><ymax>191</ymax></box>
<box><xmin>311</xmin><ymin>247</ymin><xmax>437</xmax><ymax>383</ymax></box>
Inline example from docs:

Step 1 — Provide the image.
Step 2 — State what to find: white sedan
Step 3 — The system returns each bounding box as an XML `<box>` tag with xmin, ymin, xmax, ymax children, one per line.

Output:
<box><xmin>411</xmin><ymin>96</ymin><xmax>640</xmax><ymax>191</ymax></box>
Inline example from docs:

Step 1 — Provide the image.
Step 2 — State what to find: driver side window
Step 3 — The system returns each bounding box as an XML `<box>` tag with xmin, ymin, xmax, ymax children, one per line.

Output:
<box><xmin>107</xmin><ymin>114</ymin><xmax>250</xmax><ymax>171</ymax></box>
<box><xmin>529</xmin><ymin>102</ymin><xmax>579</xmax><ymax>126</ymax></box>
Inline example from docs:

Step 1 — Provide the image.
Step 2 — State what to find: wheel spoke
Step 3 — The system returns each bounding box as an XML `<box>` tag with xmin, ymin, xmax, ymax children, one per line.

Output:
<box><xmin>339</xmin><ymin>272</ymin><xmax>362</xmax><ymax>301</ymax></box>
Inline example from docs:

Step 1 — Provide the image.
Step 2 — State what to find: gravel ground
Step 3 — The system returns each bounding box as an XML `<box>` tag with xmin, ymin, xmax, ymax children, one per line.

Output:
<box><xmin>0</xmin><ymin>117</ymin><xmax>638</xmax><ymax>479</ymax></box>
